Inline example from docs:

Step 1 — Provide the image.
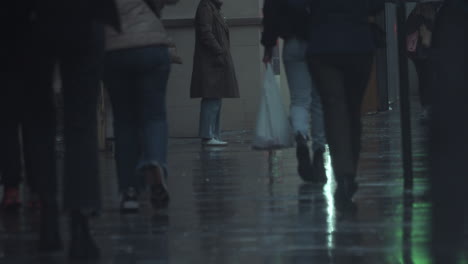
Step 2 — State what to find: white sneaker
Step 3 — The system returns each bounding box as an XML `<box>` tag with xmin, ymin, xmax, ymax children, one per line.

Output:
<box><xmin>120</xmin><ymin>187</ymin><xmax>140</xmax><ymax>213</ymax></box>
<box><xmin>202</xmin><ymin>138</ymin><xmax>228</xmax><ymax>146</ymax></box>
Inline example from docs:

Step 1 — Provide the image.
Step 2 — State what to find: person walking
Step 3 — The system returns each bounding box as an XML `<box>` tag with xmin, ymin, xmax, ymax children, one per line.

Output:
<box><xmin>406</xmin><ymin>1</ymin><xmax>442</xmax><ymax>122</ymax></box>
<box><xmin>306</xmin><ymin>0</ymin><xmax>385</xmax><ymax>209</ymax></box>
<box><xmin>21</xmin><ymin>0</ymin><xmax>120</xmax><ymax>259</ymax></box>
<box><xmin>102</xmin><ymin>0</ymin><xmax>178</xmax><ymax>213</ymax></box>
<box><xmin>262</xmin><ymin>0</ymin><xmax>327</xmax><ymax>183</ymax></box>
<box><xmin>190</xmin><ymin>0</ymin><xmax>240</xmax><ymax>147</ymax></box>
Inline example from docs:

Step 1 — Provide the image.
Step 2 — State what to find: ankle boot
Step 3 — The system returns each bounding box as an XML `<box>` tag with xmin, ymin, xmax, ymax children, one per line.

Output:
<box><xmin>69</xmin><ymin>210</ymin><xmax>100</xmax><ymax>260</ymax></box>
<box><xmin>312</xmin><ymin>148</ymin><xmax>328</xmax><ymax>184</ymax></box>
<box><xmin>38</xmin><ymin>198</ymin><xmax>63</xmax><ymax>252</ymax></box>
<box><xmin>334</xmin><ymin>176</ymin><xmax>358</xmax><ymax>212</ymax></box>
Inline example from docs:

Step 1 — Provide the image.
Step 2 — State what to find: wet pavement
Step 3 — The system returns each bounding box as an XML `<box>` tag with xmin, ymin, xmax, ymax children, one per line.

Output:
<box><xmin>0</xmin><ymin>106</ymin><xmax>466</xmax><ymax>263</ymax></box>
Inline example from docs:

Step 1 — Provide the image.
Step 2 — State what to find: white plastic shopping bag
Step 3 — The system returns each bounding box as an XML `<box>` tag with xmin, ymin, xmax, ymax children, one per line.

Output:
<box><xmin>252</xmin><ymin>64</ymin><xmax>293</xmax><ymax>150</ymax></box>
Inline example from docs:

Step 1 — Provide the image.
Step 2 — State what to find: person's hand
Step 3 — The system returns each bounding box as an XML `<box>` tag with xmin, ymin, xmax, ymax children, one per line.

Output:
<box><xmin>169</xmin><ymin>47</ymin><xmax>183</xmax><ymax>64</ymax></box>
<box><xmin>215</xmin><ymin>54</ymin><xmax>226</xmax><ymax>66</ymax></box>
<box><xmin>420</xmin><ymin>24</ymin><xmax>432</xmax><ymax>47</ymax></box>
<box><xmin>263</xmin><ymin>47</ymin><xmax>274</xmax><ymax>64</ymax></box>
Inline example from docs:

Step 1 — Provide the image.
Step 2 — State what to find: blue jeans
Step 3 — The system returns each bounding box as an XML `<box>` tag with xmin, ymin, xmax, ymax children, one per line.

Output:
<box><xmin>283</xmin><ymin>38</ymin><xmax>326</xmax><ymax>151</ymax></box>
<box><xmin>199</xmin><ymin>98</ymin><xmax>222</xmax><ymax>139</ymax></box>
<box><xmin>103</xmin><ymin>46</ymin><xmax>171</xmax><ymax>193</ymax></box>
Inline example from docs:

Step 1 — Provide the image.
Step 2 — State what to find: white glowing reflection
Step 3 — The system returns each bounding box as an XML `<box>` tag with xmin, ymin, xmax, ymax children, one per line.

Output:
<box><xmin>323</xmin><ymin>145</ymin><xmax>337</xmax><ymax>254</ymax></box>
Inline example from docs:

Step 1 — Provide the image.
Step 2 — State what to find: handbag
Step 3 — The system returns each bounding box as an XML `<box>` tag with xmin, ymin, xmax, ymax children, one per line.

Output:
<box><xmin>252</xmin><ymin>64</ymin><xmax>293</xmax><ymax>150</ymax></box>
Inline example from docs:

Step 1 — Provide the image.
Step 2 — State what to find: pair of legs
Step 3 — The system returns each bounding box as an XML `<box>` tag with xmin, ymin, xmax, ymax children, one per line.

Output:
<box><xmin>103</xmin><ymin>46</ymin><xmax>171</xmax><ymax>211</ymax></box>
<box><xmin>25</xmin><ymin>15</ymin><xmax>106</xmax><ymax>258</ymax></box>
<box><xmin>282</xmin><ymin>37</ymin><xmax>327</xmax><ymax>182</ymax></box>
<box><xmin>283</xmin><ymin>37</ymin><xmax>326</xmax><ymax>152</ymax></box>
<box><xmin>199</xmin><ymin>98</ymin><xmax>227</xmax><ymax>145</ymax></box>
<box><xmin>309</xmin><ymin>54</ymin><xmax>373</xmax><ymax>204</ymax></box>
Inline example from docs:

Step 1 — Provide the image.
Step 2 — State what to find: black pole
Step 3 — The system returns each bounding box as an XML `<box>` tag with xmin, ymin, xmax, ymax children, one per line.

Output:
<box><xmin>395</xmin><ymin>0</ymin><xmax>414</xmax><ymax>190</ymax></box>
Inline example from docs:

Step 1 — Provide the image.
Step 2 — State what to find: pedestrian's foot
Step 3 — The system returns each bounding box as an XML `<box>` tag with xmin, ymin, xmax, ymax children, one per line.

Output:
<box><xmin>312</xmin><ymin>147</ymin><xmax>328</xmax><ymax>184</ymax></box>
<box><xmin>295</xmin><ymin>134</ymin><xmax>314</xmax><ymax>182</ymax></box>
<box><xmin>202</xmin><ymin>138</ymin><xmax>228</xmax><ymax>146</ymax></box>
<box><xmin>146</xmin><ymin>166</ymin><xmax>170</xmax><ymax>210</ymax></box>
<box><xmin>334</xmin><ymin>178</ymin><xmax>358</xmax><ymax>211</ymax></box>
<box><xmin>69</xmin><ymin>210</ymin><xmax>100</xmax><ymax>260</ymax></box>
<box><xmin>1</xmin><ymin>187</ymin><xmax>21</xmax><ymax>212</ymax></box>
<box><xmin>120</xmin><ymin>187</ymin><xmax>140</xmax><ymax>214</ymax></box>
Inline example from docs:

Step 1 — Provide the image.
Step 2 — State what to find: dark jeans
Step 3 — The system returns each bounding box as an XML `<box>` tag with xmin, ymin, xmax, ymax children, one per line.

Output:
<box><xmin>429</xmin><ymin>3</ymin><xmax>468</xmax><ymax>263</ymax></box>
<box><xmin>103</xmin><ymin>46</ymin><xmax>171</xmax><ymax>194</ymax></box>
<box><xmin>309</xmin><ymin>54</ymin><xmax>373</xmax><ymax>185</ymax></box>
<box><xmin>25</xmin><ymin>17</ymin><xmax>105</xmax><ymax>211</ymax></box>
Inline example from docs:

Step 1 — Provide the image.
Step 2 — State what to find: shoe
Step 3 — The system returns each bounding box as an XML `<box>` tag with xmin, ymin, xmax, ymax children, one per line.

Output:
<box><xmin>202</xmin><ymin>138</ymin><xmax>228</xmax><ymax>146</ymax></box>
<box><xmin>120</xmin><ymin>187</ymin><xmax>140</xmax><ymax>214</ymax></box>
<box><xmin>38</xmin><ymin>199</ymin><xmax>63</xmax><ymax>252</ymax></box>
<box><xmin>334</xmin><ymin>177</ymin><xmax>358</xmax><ymax>211</ymax></box>
<box><xmin>312</xmin><ymin>148</ymin><xmax>328</xmax><ymax>184</ymax></box>
<box><xmin>1</xmin><ymin>187</ymin><xmax>21</xmax><ymax>212</ymax></box>
<box><xmin>295</xmin><ymin>134</ymin><xmax>314</xmax><ymax>182</ymax></box>
<box><xmin>145</xmin><ymin>166</ymin><xmax>170</xmax><ymax>210</ymax></box>
<box><xmin>69</xmin><ymin>210</ymin><xmax>100</xmax><ymax>260</ymax></box>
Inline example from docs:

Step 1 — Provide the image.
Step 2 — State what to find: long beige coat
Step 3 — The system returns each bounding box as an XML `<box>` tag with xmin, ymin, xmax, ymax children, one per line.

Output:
<box><xmin>190</xmin><ymin>0</ymin><xmax>239</xmax><ymax>98</ymax></box>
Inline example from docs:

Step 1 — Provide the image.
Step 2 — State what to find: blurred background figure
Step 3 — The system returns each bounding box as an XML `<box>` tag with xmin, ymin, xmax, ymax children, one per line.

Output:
<box><xmin>429</xmin><ymin>0</ymin><xmax>468</xmax><ymax>263</ymax></box>
<box><xmin>102</xmin><ymin>0</ymin><xmax>179</xmax><ymax>214</ymax></box>
<box><xmin>262</xmin><ymin>0</ymin><xmax>327</xmax><ymax>184</ymax></box>
<box><xmin>190</xmin><ymin>0</ymin><xmax>240</xmax><ymax>147</ymax></box>
<box><xmin>406</xmin><ymin>1</ymin><xmax>442</xmax><ymax>123</ymax></box>
<box><xmin>306</xmin><ymin>0</ymin><xmax>385</xmax><ymax>209</ymax></box>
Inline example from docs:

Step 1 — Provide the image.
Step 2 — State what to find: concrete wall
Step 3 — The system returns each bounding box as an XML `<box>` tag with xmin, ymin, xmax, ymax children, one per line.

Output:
<box><xmin>163</xmin><ymin>0</ymin><xmax>266</xmax><ymax>137</ymax></box>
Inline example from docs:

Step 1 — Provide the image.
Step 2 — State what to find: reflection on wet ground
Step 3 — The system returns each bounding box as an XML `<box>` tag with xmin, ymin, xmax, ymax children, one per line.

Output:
<box><xmin>0</xmin><ymin>108</ymin><xmax>466</xmax><ymax>263</ymax></box>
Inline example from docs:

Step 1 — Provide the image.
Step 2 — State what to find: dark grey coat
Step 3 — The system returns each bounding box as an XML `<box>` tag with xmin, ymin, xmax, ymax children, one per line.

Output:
<box><xmin>190</xmin><ymin>0</ymin><xmax>239</xmax><ymax>99</ymax></box>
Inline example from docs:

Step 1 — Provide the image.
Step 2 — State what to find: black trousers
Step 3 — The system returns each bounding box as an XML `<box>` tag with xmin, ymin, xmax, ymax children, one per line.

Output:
<box><xmin>24</xmin><ymin>15</ymin><xmax>105</xmax><ymax>211</ymax></box>
<box><xmin>309</xmin><ymin>54</ymin><xmax>373</xmax><ymax>184</ymax></box>
<box><xmin>429</xmin><ymin>3</ymin><xmax>468</xmax><ymax>263</ymax></box>
<box><xmin>412</xmin><ymin>57</ymin><xmax>433</xmax><ymax>108</ymax></box>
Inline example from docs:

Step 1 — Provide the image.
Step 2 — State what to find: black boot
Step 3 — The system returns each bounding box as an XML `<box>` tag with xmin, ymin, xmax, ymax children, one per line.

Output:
<box><xmin>38</xmin><ymin>198</ymin><xmax>63</xmax><ymax>252</ymax></box>
<box><xmin>295</xmin><ymin>134</ymin><xmax>314</xmax><ymax>182</ymax></box>
<box><xmin>69</xmin><ymin>210</ymin><xmax>100</xmax><ymax>260</ymax></box>
<box><xmin>334</xmin><ymin>176</ymin><xmax>358</xmax><ymax>212</ymax></box>
<box><xmin>312</xmin><ymin>148</ymin><xmax>328</xmax><ymax>184</ymax></box>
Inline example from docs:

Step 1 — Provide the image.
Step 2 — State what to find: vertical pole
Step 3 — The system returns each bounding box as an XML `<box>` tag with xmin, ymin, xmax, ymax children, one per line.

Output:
<box><xmin>396</xmin><ymin>0</ymin><xmax>414</xmax><ymax>190</ymax></box>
